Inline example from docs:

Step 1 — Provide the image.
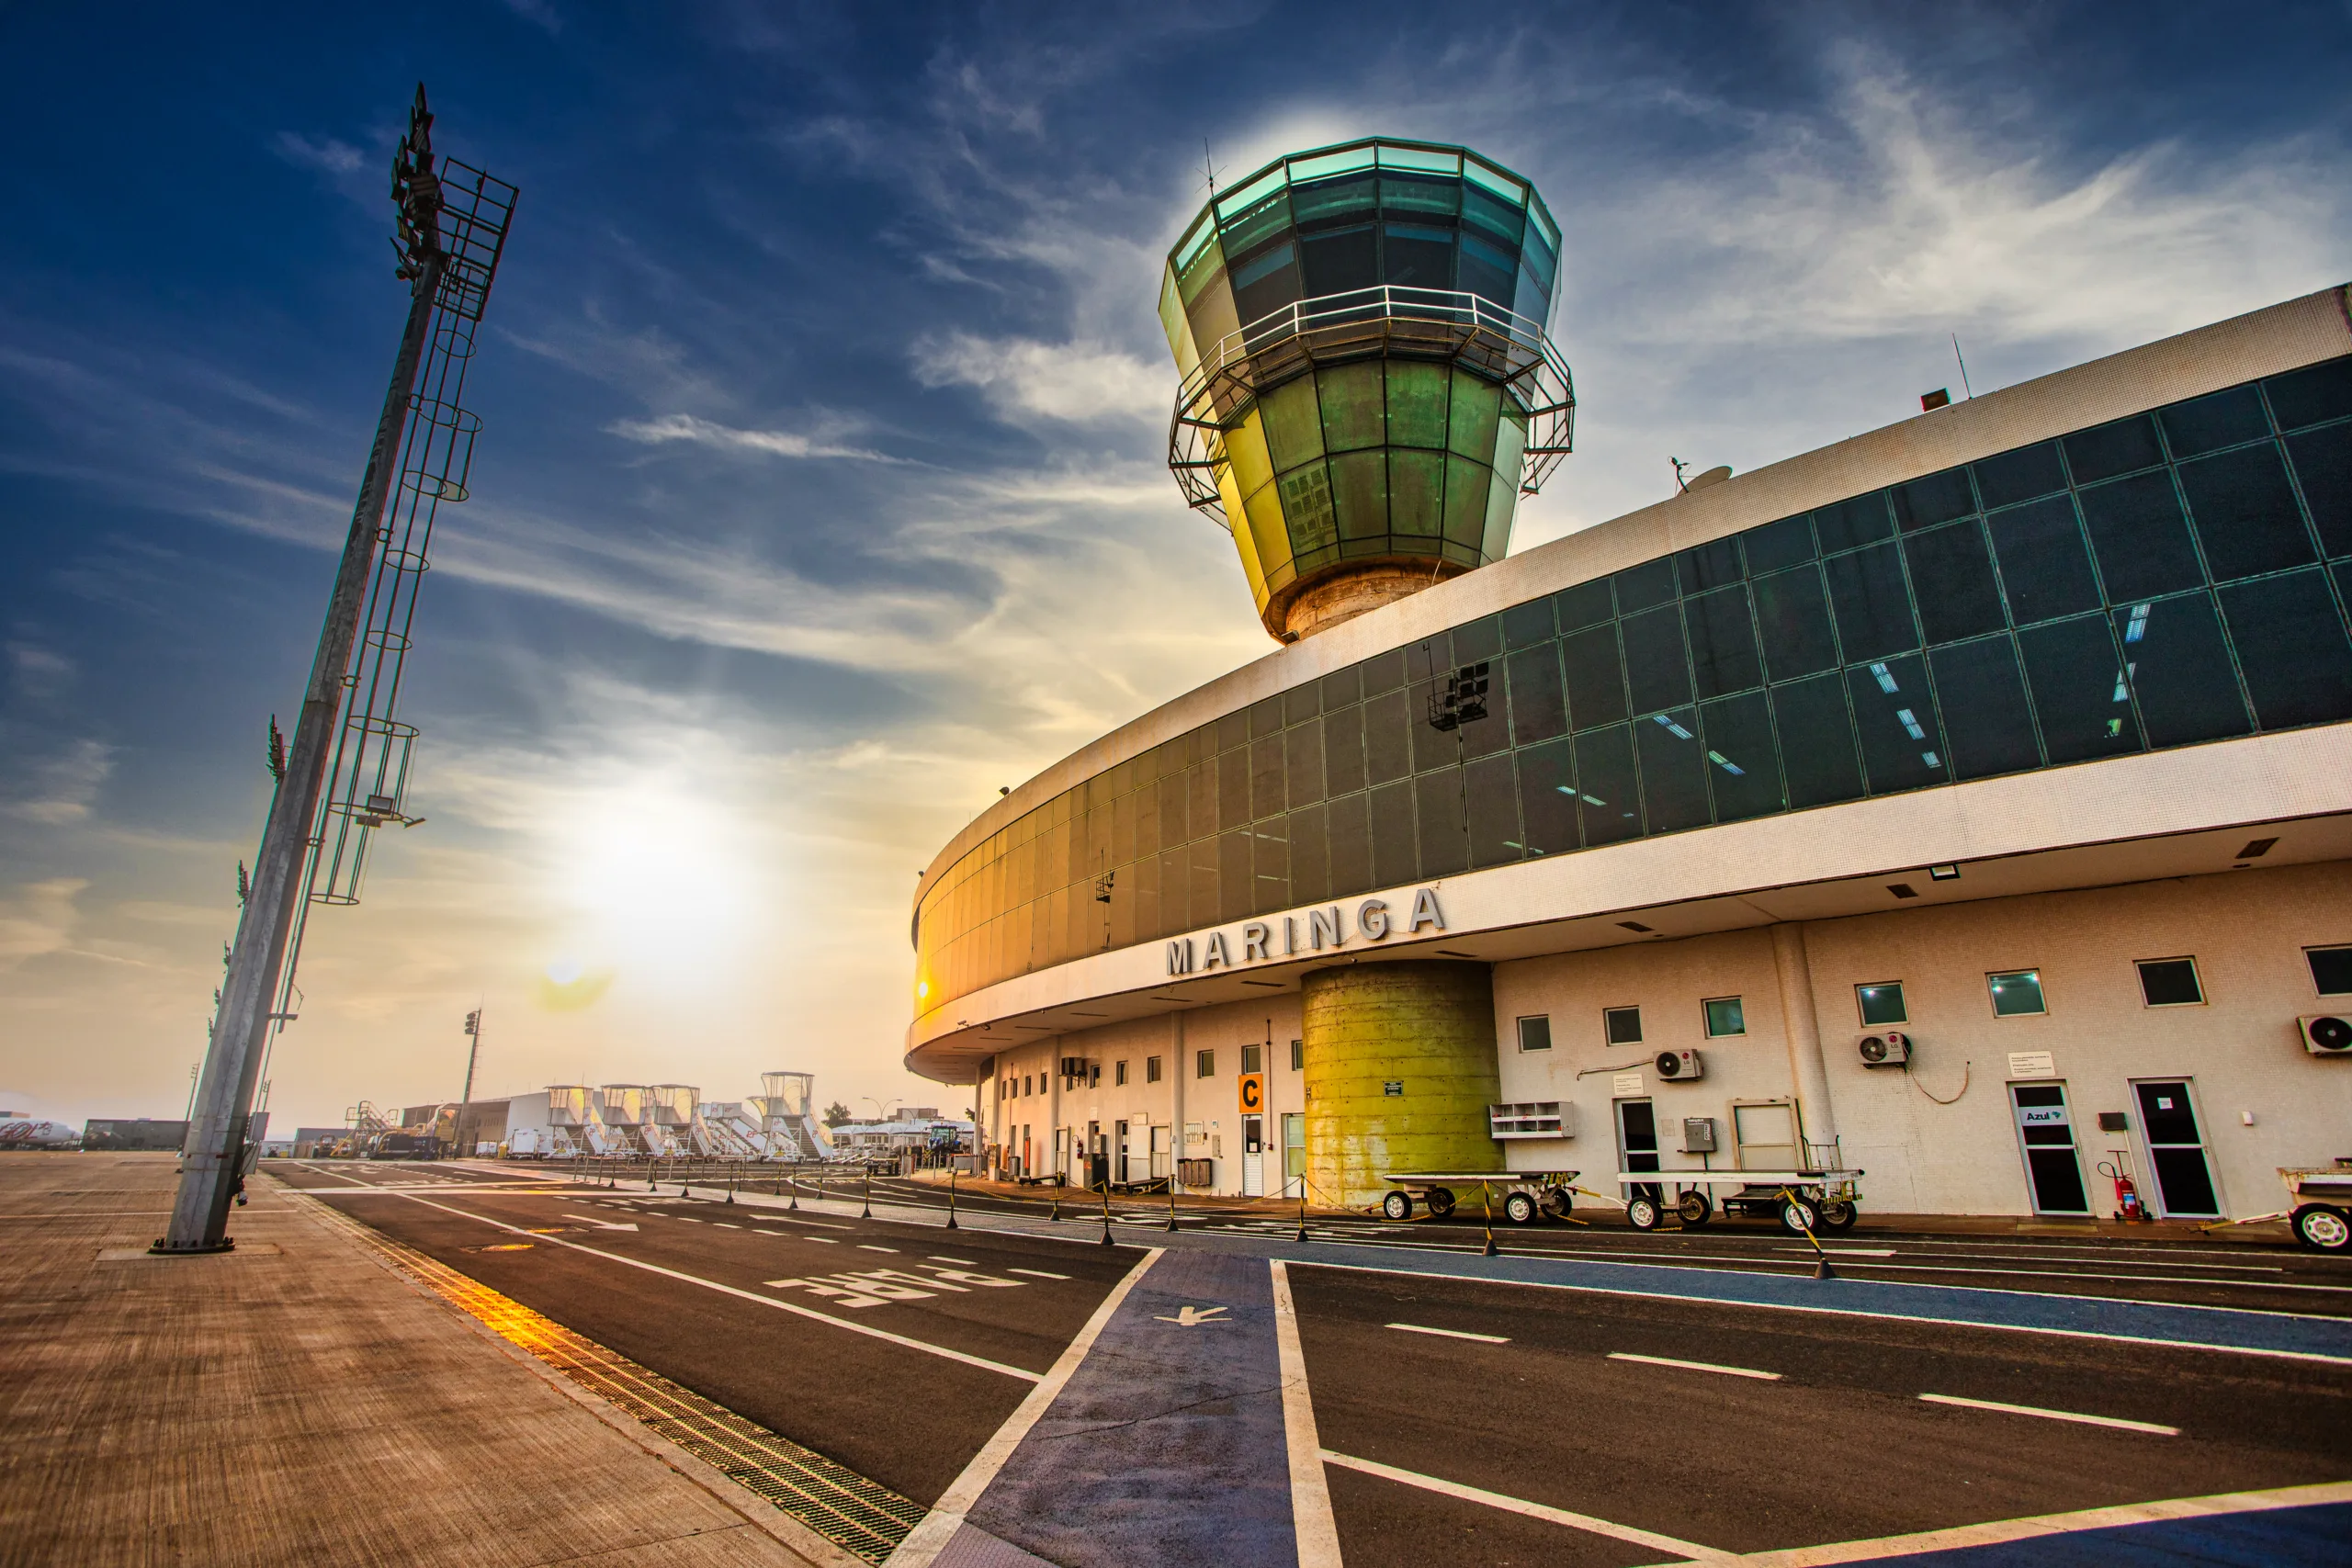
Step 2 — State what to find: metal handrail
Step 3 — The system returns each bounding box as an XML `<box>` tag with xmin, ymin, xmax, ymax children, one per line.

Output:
<box><xmin>1168</xmin><ymin>285</ymin><xmax>1575</xmax><ymax>528</ymax></box>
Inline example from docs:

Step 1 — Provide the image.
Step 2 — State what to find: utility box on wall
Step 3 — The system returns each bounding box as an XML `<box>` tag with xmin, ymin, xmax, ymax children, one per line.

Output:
<box><xmin>1682</xmin><ymin>1117</ymin><xmax>1718</xmax><ymax>1155</ymax></box>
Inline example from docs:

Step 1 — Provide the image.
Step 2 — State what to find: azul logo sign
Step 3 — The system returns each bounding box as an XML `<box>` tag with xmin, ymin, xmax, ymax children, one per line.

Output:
<box><xmin>1165</xmin><ymin>888</ymin><xmax>1446</xmax><ymax>976</ymax></box>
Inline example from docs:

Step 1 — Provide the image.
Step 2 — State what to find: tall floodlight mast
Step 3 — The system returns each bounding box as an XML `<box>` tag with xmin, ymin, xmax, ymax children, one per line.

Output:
<box><xmin>156</xmin><ymin>87</ymin><xmax>516</xmax><ymax>1253</ymax></box>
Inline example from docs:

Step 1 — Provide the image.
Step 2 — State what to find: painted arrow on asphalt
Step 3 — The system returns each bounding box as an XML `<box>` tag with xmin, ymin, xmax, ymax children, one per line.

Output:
<box><xmin>1154</xmin><ymin>1304</ymin><xmax>1229</xmax><ymax>1326</ymax></box>
<box><xmin>562</xmin><ymin>1213</ymin><xmax>641</xmax><ymax>1231</ymax></box>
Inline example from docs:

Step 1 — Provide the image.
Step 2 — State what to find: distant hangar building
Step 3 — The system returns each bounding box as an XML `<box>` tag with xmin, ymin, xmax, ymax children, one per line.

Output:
<box><xmin>904</xmin><ymin>135</ymin><xmax>2352</xmax><ymax>1226</ymax></box>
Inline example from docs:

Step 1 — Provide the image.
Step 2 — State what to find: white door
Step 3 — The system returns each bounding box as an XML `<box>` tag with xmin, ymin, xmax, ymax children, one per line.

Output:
<box><xmin>1149</xmin><ymin>1124</ymin><xmax>1171</xmax><ymax>1179</ymax></box>
<box><xmin>1241</xmin><ymin>1114</ymin><xmax>1265</xmax><ymax>1196</ymax></box>
<box><xmin>1733</xmin><ymin>1102</ymin><xmax>1799</xmax><ymax>1171</ymax></box>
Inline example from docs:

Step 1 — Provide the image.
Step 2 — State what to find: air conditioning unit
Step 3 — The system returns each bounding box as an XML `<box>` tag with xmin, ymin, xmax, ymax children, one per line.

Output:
<box><xmin>1858</xmin><ymin>1031</ymin><xmax>1912</xmax><ymax>1066</ymax></box>
<box><xmin>1655</xmin><ymin>1048</ymin><xmax>1703</xmax><ymax>1081</ymax></box>
<box><xmin>2301</xmin><ymin>1015</ymin><xmax>2352</xmax><ymax>1056</ymax></box>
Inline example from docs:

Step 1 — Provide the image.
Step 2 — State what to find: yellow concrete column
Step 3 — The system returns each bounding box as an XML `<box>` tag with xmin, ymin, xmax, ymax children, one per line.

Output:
<box><xmin>1302</xmin><ymin>960</ymin><xmax>1502</xmax><ymax>1210</ymax></box>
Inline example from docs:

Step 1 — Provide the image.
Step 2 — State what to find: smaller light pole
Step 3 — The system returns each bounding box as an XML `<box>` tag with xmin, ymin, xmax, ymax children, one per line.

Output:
<box><xmin>453</xmin><ymin>1008</ymin><xmax>482</xmax><ymax>1162</ymax></box>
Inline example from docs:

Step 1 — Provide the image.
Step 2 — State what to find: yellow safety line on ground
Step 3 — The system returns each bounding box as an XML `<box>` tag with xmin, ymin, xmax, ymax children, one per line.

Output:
<box><xmin>300</xmin><ymin>1190</ymin><xmax>924</xmax><ymax>1564</ymax></box>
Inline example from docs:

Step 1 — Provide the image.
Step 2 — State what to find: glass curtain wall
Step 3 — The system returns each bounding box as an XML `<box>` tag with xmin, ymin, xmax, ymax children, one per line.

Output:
<box><xmin>916</xmin><ymin>358</ymin><xmax>2352</xmax><ymax>1009</ymax></box>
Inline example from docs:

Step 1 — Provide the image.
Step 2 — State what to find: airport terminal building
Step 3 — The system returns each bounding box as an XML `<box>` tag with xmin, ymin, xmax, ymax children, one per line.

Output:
<box><xmin>904</xmin><ymin>138</ymin><xmax>2352</xmax><ymax>1227</ymax></box>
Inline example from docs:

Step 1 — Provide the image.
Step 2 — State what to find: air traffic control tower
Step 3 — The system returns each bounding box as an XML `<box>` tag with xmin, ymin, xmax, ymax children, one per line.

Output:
<box><xmin>1161</xmin><ymin>138</ymin><xmax>1573</xmax><ymax>642</ymax></box>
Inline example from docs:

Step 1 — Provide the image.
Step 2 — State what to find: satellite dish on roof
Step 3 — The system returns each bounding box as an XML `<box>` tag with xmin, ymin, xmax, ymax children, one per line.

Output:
<box><xmin>1685</xmin><ymin>465</ymin><xmax>1733</xmax><ymax>493</ymax></box>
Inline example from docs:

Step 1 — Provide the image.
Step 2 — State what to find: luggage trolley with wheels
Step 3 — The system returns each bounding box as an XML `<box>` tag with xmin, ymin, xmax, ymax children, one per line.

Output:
<box><xmin>2199</xmin><ymin>1164</ymin><xmax>2352</xmax><ymax>1252</ymax></box>
<box><xmin>1614</xmin><ymin>1165</ymin><xmax>1865</xmax><ymax>1235</ymax></box>
<box><xmin>1377</xmin><ymin>1170</ymin><xmax>1585</xmax><ymax>1224</ymax></box>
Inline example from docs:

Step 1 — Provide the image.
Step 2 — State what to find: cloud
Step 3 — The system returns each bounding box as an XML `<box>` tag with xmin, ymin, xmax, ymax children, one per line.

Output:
<box><xmin>0</xmin><ymin>878</ymin><xmax>86</xmax><ymax>970</ymax></box>
<box><xmin>7</xmin><ymin>643</ymin><xmax>74</xmax><ymax>700</ymax></box>
<box><xmin>606</xmin><ymin>412</ymin><xmax>904</xmax><ymax>464</ymax></box>
<box><xmin>910</xmin><ymin>333</ymin><xmax>1166</xmax><ymax>427</ymax></box>
<box><xmin>502</xmin><ymin>0</ymin><xmax>561</xmax><ymax>35</ymax></box>
<box><xmin>271</xmin><ymin>131</ymin><xmax>367</xmax><ymax>175</ymax></box>
<box><xmin>5</xmin><ymin>739</ymin><xmax>112</xmax><ymax>826</ymax></box>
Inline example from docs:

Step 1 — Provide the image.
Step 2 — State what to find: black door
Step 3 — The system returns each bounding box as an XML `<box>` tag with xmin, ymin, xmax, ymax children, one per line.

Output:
<box><xmin>2133</xmin><ymin>1080</ymin><xmax>2220</xmax><ymax>1216</ymax></box>
<box><xmin>1617</xmin><ymin>1099</ymin><xmax>1661</xmax><ymax>1203</ymax></box>
<box><xmin>2010</xmin><ymin>1084</ymin><xmax>2088</xmax><ymax>1214</ymax></box>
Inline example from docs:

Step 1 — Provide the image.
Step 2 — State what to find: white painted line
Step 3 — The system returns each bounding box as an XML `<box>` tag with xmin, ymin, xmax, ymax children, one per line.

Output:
<box><xmin>368</xmin><ymin>1190</ymin><xmax>1039</xmax><ymax>1382</ymax></box>
<box><xmin>712</xmin><ymin>1223</ymin><xmax>741</xmax><ymax>1229</ymax></box>
<box><xmin>806</xmin><ymin>1237</ymin><xmax>838</xmax><ymax>1244</ymax></box>
<box><xmin>1272</xmin><ymin>1260</ymin><xmax>1344</xmax><ymax>1568</ymax></box>
<box><xmin>884</xmin><ymin>1249</ymin><xmax>1165</xmax><ymax>1568</ymax></box>
<box><xmin>857</xmin><ymin>1245</ymin><xmax>898</xmax><ymax>1254</ymax></box>
<box><xmin>1917</xmin><ymin>1393</ymin><xmax>2178</xmax><ymax>1436</ymax></box>
<box><xmin>1611</xmin><ymin>1351</ymin><xmax>1782</xmax><ymax>1382</ymax></box>
<box><xmin>1716</xmin><ymin>1478</ymin><xmax>2352</xmax><ymax>1565</ymax></box>
<box><xmin>1387</xmin><ymin>1322</ymin><xmax>1510</xmax><ymax>1344</ymax></box>
<box><xmin>930</xmin><ymin>1257</ymin><xmax>978</xmax><ymax>1266</ymax></box>
<box><xmin>1320</xmin><ymin>1450</ymin><xmax>1735</xmax><ymax>1562</ymax></box>
<box><xmin>1008</xmin><ymin>1268</ymin><xmax>1069</xmax><ymax>1280</ymax></box>
<box><xmin>1778</xmin><ymin>1247</ymin><xmax>1896</xmax><ymax>1258</ymax></box>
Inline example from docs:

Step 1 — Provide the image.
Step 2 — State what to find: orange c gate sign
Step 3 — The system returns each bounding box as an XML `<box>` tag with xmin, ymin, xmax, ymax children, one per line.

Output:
<box><xmin>1238</xmin><ymin>1073</ymin><xmax>1265</xmax><ymax>1114</ymax></box>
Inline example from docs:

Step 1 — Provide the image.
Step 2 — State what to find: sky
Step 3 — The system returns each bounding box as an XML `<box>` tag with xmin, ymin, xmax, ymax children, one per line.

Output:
<box><xmin>2</xmin><ymin>3</ymin><xmax>2347</xmax><ymax>1135</ymax></box>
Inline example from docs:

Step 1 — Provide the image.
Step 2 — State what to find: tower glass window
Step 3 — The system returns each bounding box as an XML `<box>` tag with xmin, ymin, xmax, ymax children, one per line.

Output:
<box><xmin>1856</xmin><ymin>983</ymin><xmax>1907</xmax><ymax>1025</ymax></box>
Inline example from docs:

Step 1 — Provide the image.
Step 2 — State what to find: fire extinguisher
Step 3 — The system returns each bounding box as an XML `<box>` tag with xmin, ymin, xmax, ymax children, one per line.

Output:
<box><xmin>2098</xmin><ymin>1157</ymin><xmax>2148</xmax><ymax>1222</ymax></box>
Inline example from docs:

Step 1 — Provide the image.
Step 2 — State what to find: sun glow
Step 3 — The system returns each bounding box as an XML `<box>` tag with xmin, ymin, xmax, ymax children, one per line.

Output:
<box><xmin>548</xmin><ymin>771</ymin><xmax>761</xmax><ymax>992</ymax></box>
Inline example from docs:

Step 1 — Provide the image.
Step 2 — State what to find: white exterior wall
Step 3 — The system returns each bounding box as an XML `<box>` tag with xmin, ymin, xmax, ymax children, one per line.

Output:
<box><xmin>1494</xmin><ymin>863</ymin><xmax>2352</xmax><ymax>1217</ymax></box>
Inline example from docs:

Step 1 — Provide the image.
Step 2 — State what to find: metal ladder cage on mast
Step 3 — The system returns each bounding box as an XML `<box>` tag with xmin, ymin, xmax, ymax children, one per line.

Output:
<box><xmin>257</xmin><ymin>108</ymin><xmax>517</xmax><ymax>1097</ymax></box>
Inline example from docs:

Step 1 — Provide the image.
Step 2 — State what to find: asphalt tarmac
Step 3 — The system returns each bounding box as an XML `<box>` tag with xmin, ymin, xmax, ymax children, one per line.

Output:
<box><xmin>277</xmin><ymin>1161</ymin><xmax>2352</xmax><ymax>1565</ymax></box>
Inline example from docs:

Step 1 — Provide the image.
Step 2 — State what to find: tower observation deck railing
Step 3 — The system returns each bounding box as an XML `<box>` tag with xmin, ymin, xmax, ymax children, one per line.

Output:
<box><xmin>1169</xmin><ymin>284</ymin><xmax>1575</xmax><ymax>527</ymax></box>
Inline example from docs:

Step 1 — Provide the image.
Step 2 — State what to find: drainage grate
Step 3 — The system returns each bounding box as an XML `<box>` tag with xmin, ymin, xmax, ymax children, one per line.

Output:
<box><xmin>304</xmin><ymin>1195</ymin><xmax>925</xmax><ymax>1562</ymax></box>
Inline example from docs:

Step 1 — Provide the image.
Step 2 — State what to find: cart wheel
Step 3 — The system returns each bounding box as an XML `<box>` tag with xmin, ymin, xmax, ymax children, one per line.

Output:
<box><xmin>1779</xmin><ymin>1196</ymin><xmax>1823</xmax><ymax>1235</ymax></box>
<box><xmin>1539</xmin><ymin>1188</ymin><xmax>1573</xmax><ymax>1220</ymax></box>
<box><xmin>1504</xmin><ymin>1190</ymin><xmax>1539</xmax><ymax>1225</ymax></box>
<box><xmin>1677</xmin><ymin>1190</ymin><xmax>1713</xmax><ymax>1226</ymax></box>
<box><xmin>1627</xmin><ymin>1195</ymin><xmax>1662</xmax><ymax>1231</ymax></box>
<box><xmin>1428</xmin><ymin>1188</ymin><xmax>1457</xmax><ymax>1218</ymax></box>
<box><xmin>2294</xmin><ymin>1203</ymin><xmax>2351</xmax><ymax>1251</ymax></box>
<box><xmin>1819</xmin><ymin>1201</ymin><xmax>1859</xmax><ymax>1233</ymax></box>
<box><xmin>1383</xmin><ymin>1190</ymin><xmax>1414</xmax><ymax>1222</ymax></box>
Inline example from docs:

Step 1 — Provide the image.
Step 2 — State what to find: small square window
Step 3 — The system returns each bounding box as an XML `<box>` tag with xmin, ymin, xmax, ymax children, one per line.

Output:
<box><xmin>1702</xmin><ymin>997</ymin><xmax>1747</xmax><ymax>1038</ymax></box>
<box><xmin>2310</xmin><ymin>945</ymin><xmax>2352</xmax><ymax>997</ymax></box>
<box><xmin>1290</xmin><ymin>1039</ymin><xmax>1304</xmax><ymax>1070</ymax></box>
<box><xmin>2136</xmin><ymin>958</ymin><xmax>2204</xmax><ymax>1007</ymax></box>
<box><xmin>1517</xmin><ymin>1015</ymin><xmax>1554</xmax><ymax>1052</ymax></box>
<box><xmin>1195</xmin><ymin>1049</ymin><xmax>1216</xmax><ymax>1078</ymax></box>
<box><xmin>1988</xmin><ymin>969</ymin><xmax>2047</xmax><ymax>1017</ymax></box>
<box><xmin>1604</xmin><ymin>1006</ymin><xmax>1644</xmax><ymax>1044</ymax></box>
<box><xmin>1146</xmin><ymin>1055</ymin><xmax>1163</xmax><ymax>1084</ymax></box>
<box><xmin>1856</xmin><ymin>982</ymin><xmax>1907</xmax><ymax>1026</ymax></box>
<box><xmin>1241</xmin><ymin>1043</ymin><xmax>1262</xmax><ymax>1075</ymax></box>
<box><xmin>1114</xmin><ymin>1060</ymin><xmax>1129</xmax><ymax>1087</ymax></box>
<box><xmin>1022</xmin><ymin>1075</ymin><xmax>1032</xmax><ymax>1096</ymax></box>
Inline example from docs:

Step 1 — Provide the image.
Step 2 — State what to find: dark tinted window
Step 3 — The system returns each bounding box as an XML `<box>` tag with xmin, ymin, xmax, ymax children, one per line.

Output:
<box><xmin>1323</xmin><ymin>704</ymin><xmax>1365</xmax><ymax>795</ymax></box>
<box><xmin>1742</xmin><ymin>513</ymin><xmax>1816</xmax><ymax>573</ymax></box>
<box><xmin>2267</xmin><ymin>357</ymin><xmax>2352</xmax><ymax>431</ymax></box>
<box><xmin>1218</xmin><ymin>746</ymin><xmax>1250</xmax><ymax>830</ymax></box>
<box><xmin>1615</xmin><ymin>558</ymin><xmax>1679</xmax><ymax>613</ymax></box>
<box><xmin>1677</xmin><ymin>536</ymin><xmax>1743</xmax><ymax>592</ymax></box>
<box><xmin>1368</xmin><ymin>780</ymin><xmax>1417</xmax><ymax>885</ymax></box>
<box><xmin>1284</xmin><ymin>721</ymin><xmax>1325</xmax><ymax>808</ymax></box>
<box><xmin>1360</xmin><ymin>647</ymin><xmax>1406</xmax><ymax>694</ymax></box>
<box><xmin>2289</xmin><ymin>423</ymin><xmax>2352</xmax><ymax>557</ymax></box>
<box><xmin>1929</xmin><ymin>637</ymin><xmax>2041</xmax><ymax>780</ymax></box>
<box><xmin>1699</xmin><ymin>692</ymin><xmax>1783</xmax><ymax>821</ymax></box>
<box><xmin>1904</xmin><ymin>520</ymin><xmax>2007</xmax><ymax>643</ymax></box>
<box><xmin>1987</xmin><ymin>496</ymin><xmax>2102</xmax><ymax>624</ymax></box>
<box><xmin>1453</xmin><ymin>616</ymin><xmax>1501</xmax><ymax>664</ymax></box>
<box><xmin>2311</xmin><ymin>945</ymin><xmax>2352</xmax><ymax>996</ymax></box>
<box><xmin>1415</xmin><ymin>771</ymin><xmax>1467</xmax><ymax>875</ymax></box>
<box><xmin>1363</xmin><ymin>689</ymin><xmax>1412</xmax><ymax>784</ymax></box>
<box><xmin>1825</xmin><ymin>541</ymin><xmax>1919</xmax><ymax>661</ymax></box>
<box><xmin>1561</xmin><ymin>624</ymin><xmax>1628</xmax><ymax>728</ymax></box>
<box><xmin>1635</xmin><ymin>710</ymin><xmax>1711</xmax><ymax>831</ymax></box>
<box><xmin>1772</xmin><ymin>674</ymin><xmax>1865</xmax><ymax>808</ymax></box>
<box><xmin>2019</xmin><ymin>616</ymin><xmax>2142</xmax><ymax>764</ymax></box>
<box><xmin>1621</xmin><ymin>605</ymin><xmax>1693</xmax><ymax>715</ymax></box>
<box><xmin>1319</xmin><ymin>663</ymin><xmax>1363</xmax><ymax>711</ymax></box>
<box><xmin>1507</xmin><ymin>645</ymin><xmax>1567</xmax><ymax>745</ymax></box>
<box><xmin>1283</xmin><ymin>682</ymin><xmax>1321</xmax><ymax>727</ymax></box>
<box><xmin>1555</xmin><ymin>578</ymin><xmax>1613</xmax><ymax>631</ymax></box>
<box><xmin>1515</xmin><ymin>738</ymin><xmax>1577</xmax><ymax>857</ymax></box>
<box><xmin>2065</xmin><ymin>414</ymin><xmax>2165</xmax><ymax>482</ymax></box>
<box><xmin>1219</xmin><ymin>828</ymin><xmax>1251</xmax><ymax>920</ymax></box>
<box><xmin>1250</xmin><ymin>694</ymin><xmax>1284</xmax><ymax>738</ymax></box>
<box><xmin>1501</xmin><ymin>597</ymin><xmax>1555</xmax><ymax>649</ymax></box>
<box><xmin>1973</xmin><ymin>442</ymin><xmax>2066</xmax><ymax>510</ymax></box>
<box><xmin>1252</xmin><ymin>818</ymin><xmax>1289</xmax><ymax>908</ymax></box>
<box><xmin>1893</xmin><ymin>468</ymin><xmax>1975</xmax><ymax>531</ymax></box>
<box><xmin>1849</xmin><ymin>656</ymin><xmax>1948</xmax><ymax>793</ymax></box>
<box><xmin>1752</xmin><ymin>566</ymin><xmax>1840</xmax><ymax>679</ymax></box>
<box><xmin>2161</xmin><ymin>386</ymin><xmax>2270</xmax><ymax>457</ymax></box>
<box><xmin>2138</xmin><ymin>958</ymin><xmax>2204</xmax><ymax>1007</ymax></box>
<box><xmin>2217</xmin><ymin>570</ymin><xmax>2352</xmax><ymax>729</ymax></box>
<box><xmin>2177</xmin><ymin>445</ymin><xmax>2316</xmax><ymax>581</ymax></box>
<box><xmin>1572</xmin><ymin>726</ymin><xmax>1642</xmax><ymax>844</ymax></box>
<box><xmin>1300</xmin><ymin>226</ymin><xmax>1377</xmax><ymax>295</ymax></box>
<box><xmin>2080</xmin><ymin>472</ymin><xmax>2204</xmax><ymax>601</ymax></box>
<box><xmin>1250</xmin><ymin>735</ymin><xmax>1284</xmax><ymax>819</ymax></box>
<box><xmin>2117</xmin><ymin>595</ymin><xmax>2251</xmax><ymax>746</ymax></box>
<box><xmin>1325</xmin><ymin>791</ymin><xmax>1371</xmax><ymax>897</ymax></box>
<box><xmin>1288</xmin><ymin>803</ymin><xmax>1328</xmax><ymax>904</ymax></box>
<box><xmin>1684</xmin><ymin>586</ymin><xmax>1763</xmax><ymax>699</ymax></box>
<box><xmin>1815</xmin><ymin>491</ymin><xmax>1893</xmax><ymax>553</ymax></box>
<box><xmin>1465</xmin><ymin>754</ymin><xmax>1521</xmax><ymax>868</ymax></box>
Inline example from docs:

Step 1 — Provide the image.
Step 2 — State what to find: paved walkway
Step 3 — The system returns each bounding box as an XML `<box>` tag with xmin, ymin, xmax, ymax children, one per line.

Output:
<box><xmin>0</xmin><ymin>1154</ymin><xmax>840</xmax><ymax>1567</ymax></box>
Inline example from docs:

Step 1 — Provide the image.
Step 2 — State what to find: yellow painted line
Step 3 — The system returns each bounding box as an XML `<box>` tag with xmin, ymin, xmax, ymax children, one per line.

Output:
<box><xmin>1917</xmin><ymin>1392</ymin><xmax>2177</xmax><ymax>1436</ymax></box>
